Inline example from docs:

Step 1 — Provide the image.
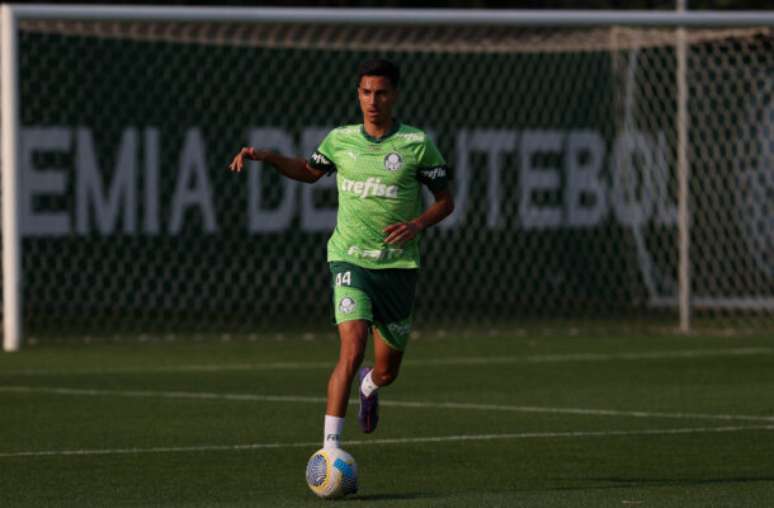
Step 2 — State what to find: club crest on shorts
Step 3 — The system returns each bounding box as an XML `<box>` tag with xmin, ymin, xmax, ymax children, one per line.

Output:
<box><xmin>383</xmin><ymin>152</ymin><xmax>403</xmax><ymax>172</ymax></box>
<box><xmin>339</xmin><ymin>297</ymin><xmax>356</xmax><ymax>314</ymax></box>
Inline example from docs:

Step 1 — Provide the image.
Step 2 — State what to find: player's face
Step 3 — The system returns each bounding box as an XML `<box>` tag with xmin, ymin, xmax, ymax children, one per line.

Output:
<box><xmin>358</xmin><ymin>75</ymin><xmax>398</xmax><ymax>125</ymax></box>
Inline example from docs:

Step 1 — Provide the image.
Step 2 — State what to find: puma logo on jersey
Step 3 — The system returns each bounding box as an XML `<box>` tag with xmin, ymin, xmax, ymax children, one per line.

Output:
<box><xmin>340</xmin><ymin>177</ymin><xmax>398</xmax><ymax>199</ymax></box>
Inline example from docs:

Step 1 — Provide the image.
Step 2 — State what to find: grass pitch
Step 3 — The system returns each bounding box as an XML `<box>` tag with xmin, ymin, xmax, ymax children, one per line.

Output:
<box><xmin>1</xmin><ymin>329</ymin><xmax>773</xmax><ymax>507</ymax></box>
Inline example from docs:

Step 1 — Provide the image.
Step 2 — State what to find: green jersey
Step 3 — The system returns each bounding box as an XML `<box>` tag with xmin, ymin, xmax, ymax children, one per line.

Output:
<box><xmin>308</xmin><ymin>122</ymin><xmax>450</xmax><ymax>270</ymax></box>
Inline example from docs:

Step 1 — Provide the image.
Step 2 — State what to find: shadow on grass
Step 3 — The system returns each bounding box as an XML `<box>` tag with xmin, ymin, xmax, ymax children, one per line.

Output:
<box><xmin>591</xmin><ymin>477</ymin><xmax>774</xmax><ymax>487</ymax></box>
<box><xmin>534</xmin><ymin>476</ymin><xmax>774</xmax><ymax>493</ymax></box>
<box><xmin>347</xmin><ymin>492</ymin><xmax>435</xmax><ymax>502</ymax></box>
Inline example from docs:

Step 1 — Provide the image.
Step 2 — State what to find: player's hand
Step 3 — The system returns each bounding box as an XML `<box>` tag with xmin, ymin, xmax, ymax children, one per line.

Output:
<box><xmin>383</xmin><ymin>220</ymin><xmax>423</xmax><ymax>246</ymax></box>
<box><xmin>227</xmin><ymin>147</ymin><xmax>259</xmax><ymax>172</ymax></box>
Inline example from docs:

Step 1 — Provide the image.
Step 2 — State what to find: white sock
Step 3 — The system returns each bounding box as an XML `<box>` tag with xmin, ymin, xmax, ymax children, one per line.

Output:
<box><xmin>360</xmin><ymin>369</ymin><xmax>379</xmax><ymax>398</ymax></box>
<box><xmin>323</xmin><ymin>414</ymin><xmax>345</xmax><ymax>449</ymax></box>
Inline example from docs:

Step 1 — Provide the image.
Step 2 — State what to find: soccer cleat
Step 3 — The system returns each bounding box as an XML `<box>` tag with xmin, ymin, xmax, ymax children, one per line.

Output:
<box><xmin>357</xmin><ymin>367</ymin><xmax>379</xmax><ymax>433</ymax></box>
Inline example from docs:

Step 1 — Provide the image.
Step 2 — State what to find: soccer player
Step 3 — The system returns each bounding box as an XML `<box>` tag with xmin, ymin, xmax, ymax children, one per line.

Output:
<box><xmin>228</xmin><ymin>59</ymin><xmax>454</xmax><ymax>449</ymax></box>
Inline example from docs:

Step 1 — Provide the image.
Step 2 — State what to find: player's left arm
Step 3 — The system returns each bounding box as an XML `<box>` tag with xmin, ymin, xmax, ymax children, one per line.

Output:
<box><xmin>384</xmin><ymin>134</ymin><xmax>454</xmax><ymax>246</ymax></box>
<box><xmin>383</xmin><ymin>188</ymin><xmax>454</xmax><ymax>246</ymax></box>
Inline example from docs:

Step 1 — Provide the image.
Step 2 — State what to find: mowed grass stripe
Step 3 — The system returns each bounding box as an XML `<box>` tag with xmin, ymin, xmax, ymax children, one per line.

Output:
<box><xmin>2</xmin><ymin>425</ymin><xmax>773</xmax><ymax>459</ymax></box>
<box><xmin>3</xmin><ymin>346</ymin><xmax>772</xmax><ymax>376</ymax></box>
<box><xmin>3</xmin><ymin>385</ymin><xmax>774</xmax><ymax>423</ymax></box>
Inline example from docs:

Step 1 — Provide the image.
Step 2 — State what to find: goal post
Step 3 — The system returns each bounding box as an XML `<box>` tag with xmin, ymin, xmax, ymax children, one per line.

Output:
<box><xmin>3</xmin><ymin>5</ymin><xmax>774</xmax><ymax>350</ymax></box>
<box><xmin>2</xmin><ymin>4</ymin><xmax>22</xmax><ymax>352</ymax></box>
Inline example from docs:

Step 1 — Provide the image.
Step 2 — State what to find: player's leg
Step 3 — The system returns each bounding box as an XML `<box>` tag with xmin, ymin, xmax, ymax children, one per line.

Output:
<box><xmin>326</xmin><ymin>320</ymin><xmax>369</xmax><ymax>418</ymax></box>
<box><xmin>370</xmin><ymin>326</ymin><xmax>404</xmax><ymax>387</ymax></box>
<box><xmin>356</xmin><ymin>268</ymin><xmax>417</xmax><ymax>433</ymax></box>
<box><xmin>324</xmin><ymin>319</ymin><xmax>369</xmax><ymax>449</ymax></box>
<box><xmin>324</xmin><ymin>265</ymin><xmax>374</xmax><ymax>448</ymax></box>
<box><xmin>356</xmin><ymin>323</ymin><xmax>410</xmax><ymax>434</ymax></box>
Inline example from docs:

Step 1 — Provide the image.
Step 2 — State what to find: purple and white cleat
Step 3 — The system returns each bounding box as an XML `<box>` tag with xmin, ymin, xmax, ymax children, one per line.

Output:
<box><xmin>357</xmin><ymin>367</ymin><xmax>379</xmax><ymax>433</ymax></box>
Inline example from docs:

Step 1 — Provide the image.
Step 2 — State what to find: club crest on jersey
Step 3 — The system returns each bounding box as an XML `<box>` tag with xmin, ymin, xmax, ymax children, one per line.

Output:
<box><xmin>384</xmin><ymin>152</ymin><xmax>403</xmax><ymax>172</ymax></box>
<box><xmin>339</xmin><ymin>297</ymin><xmax>356</xmax><ymax>314</ymax></box>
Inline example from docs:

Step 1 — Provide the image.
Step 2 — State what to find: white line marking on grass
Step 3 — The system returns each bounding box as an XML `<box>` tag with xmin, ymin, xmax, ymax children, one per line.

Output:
<box><xmin>0</xmin><ymin>386</ymin><xmax>327</xmax><ymax>404</ymax></box>
<box><xmin>378</xmin><ymin>400</ymin><xmax>774</xmax><ymax>423</ymax></box>
<box><xmin>1</xmin><ymin>425</ymin><xmax>773</xmax><ymax>459</ymax></box>
<box><xmin>0</xmin><ymin>361</ymin><xmax>333</xmax><ymax>376</ymax></box>
<box><xmin>3</xmin><ymin>385</ymin><xmax>774</xmax><ymax>424</ymax></box>
<box><xmin>417</xmin><ymin>347</ymin><xmax>774</xmax><ymax>366</ymax></box>
<box><xmin>2</xmin><ymin>347</ymin><xmax>772</xmax><ymax>376</ymax></box>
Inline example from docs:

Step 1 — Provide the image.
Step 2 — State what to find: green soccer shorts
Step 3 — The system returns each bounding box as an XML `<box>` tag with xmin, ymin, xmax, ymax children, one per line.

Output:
<box><xmin>329</xmin><ymin>261</ymin><xmax>418</xmax><ymax>351</ymax></box>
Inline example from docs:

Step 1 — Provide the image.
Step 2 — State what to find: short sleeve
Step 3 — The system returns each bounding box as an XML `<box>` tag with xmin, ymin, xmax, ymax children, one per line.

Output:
<box><xmin>416</xmin><ymin>136</ymin><xmax>451</xmax><ymax>192</ymax></box>
<box><xmin>308</xmin><ymin>131</ymin><xmax>337</xmax><ymax>175</ymax></box>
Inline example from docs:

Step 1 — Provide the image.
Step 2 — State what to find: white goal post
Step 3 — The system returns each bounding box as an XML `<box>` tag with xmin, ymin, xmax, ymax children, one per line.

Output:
<box><xmin>3</xmin><ymin>5</ymin><xmax>774</xmax><ymax>351</ymax></box>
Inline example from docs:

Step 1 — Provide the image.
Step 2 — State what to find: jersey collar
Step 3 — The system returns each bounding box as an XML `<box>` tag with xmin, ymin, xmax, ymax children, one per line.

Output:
<box><xmin>360</xmin><ymin>120</ymin><xmax>401</xmax><ymax>144</ymax></box>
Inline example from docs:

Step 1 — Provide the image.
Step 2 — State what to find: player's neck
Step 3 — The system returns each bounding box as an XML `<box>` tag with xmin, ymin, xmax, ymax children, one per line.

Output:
<box><xmin>363</xmin><ymin>118</ymin><xmax>394</xmax><ymax>140</ymax></box>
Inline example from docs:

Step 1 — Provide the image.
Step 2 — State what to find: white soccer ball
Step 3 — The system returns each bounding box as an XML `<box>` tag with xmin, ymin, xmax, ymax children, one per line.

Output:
<box><xmin>305</xmin><ymin>447</ymin><xmax>359</xmax><ymax>499</ymax></box>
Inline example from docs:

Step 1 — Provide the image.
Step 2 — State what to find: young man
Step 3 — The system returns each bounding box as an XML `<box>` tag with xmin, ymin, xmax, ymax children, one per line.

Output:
<box><xmin>228</xmin><ymin>59</ymin><xmax>454</xmax><ymax>449</ymax></box>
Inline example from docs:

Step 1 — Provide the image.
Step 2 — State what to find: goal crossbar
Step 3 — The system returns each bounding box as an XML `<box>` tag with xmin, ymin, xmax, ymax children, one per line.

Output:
<box><xmin>7</xmin><ymin>5</ymin><xmax>774</xmax><ymax>27</ymax></box>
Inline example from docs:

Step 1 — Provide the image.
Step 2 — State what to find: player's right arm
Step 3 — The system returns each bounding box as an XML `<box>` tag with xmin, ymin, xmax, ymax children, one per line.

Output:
<box><xmin>228</xmin><ymin>147</ymin><xmax>325</xmax><ymax>183</ymax></box>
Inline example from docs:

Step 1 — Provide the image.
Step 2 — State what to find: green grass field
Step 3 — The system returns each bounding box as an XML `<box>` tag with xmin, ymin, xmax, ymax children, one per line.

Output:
<box><xmin>2</xmin><ymin>329</ymin><xmax>774</xmax><ymax>507</ymax></box>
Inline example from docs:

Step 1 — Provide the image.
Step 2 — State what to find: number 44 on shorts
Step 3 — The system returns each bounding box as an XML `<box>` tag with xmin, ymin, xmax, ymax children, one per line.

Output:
<box><xmin>335</xmin><ymin>271</ymin><xmax>352</xmax><ymax>287</ymax></box>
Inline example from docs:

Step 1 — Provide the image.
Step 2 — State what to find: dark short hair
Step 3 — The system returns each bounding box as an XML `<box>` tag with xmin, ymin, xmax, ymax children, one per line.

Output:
<box><xmin>357</xmin><ymin>59</ymin><xmax>400</xmax><ymax>89</ymax></box>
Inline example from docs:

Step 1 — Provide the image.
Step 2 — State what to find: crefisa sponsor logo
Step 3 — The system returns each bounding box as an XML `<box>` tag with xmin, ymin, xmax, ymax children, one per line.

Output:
<box><xmin>420</xmin><ymin>166</ymin><xmax>446</xmax><ymax>180</ymax></box>
<box><xmin>312</xmin><ymin>151</ymin><xmax>332</xmax><ymax>166</ymax></box>
<box><xmin>340</xmin><ymin>176</ymin><xmax>399</xmax><ymax>199</ymax></box>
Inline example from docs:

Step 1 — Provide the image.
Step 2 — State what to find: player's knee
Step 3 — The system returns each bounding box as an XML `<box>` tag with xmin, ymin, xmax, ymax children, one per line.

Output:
<box><xmin>337</xmin><ymin>321</ymin><xmax>369</xmax><ymax>375</ymax></box>
<box><xmin>338</xmin><ymin>348</ymin><xmax>365</xmax><ymax>375</ymax></box>
<box><xmin>373</xmin><ymin>366</ymin><xmax>399</xmax><ymax>387</ymax></box>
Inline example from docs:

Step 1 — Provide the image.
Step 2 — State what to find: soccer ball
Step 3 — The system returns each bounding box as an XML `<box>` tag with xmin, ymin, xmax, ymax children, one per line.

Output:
<box><xmin>305</xmin><ymin>447</ymin><xmax>358</xmax><ymax>499</ymax></box>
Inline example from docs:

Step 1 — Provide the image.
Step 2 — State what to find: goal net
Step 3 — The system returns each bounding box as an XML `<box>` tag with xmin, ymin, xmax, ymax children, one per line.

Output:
<box><xmin>5</xmin><ymin>8</ymin><xmax>774</xmax><ymax>342</ymax></box>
